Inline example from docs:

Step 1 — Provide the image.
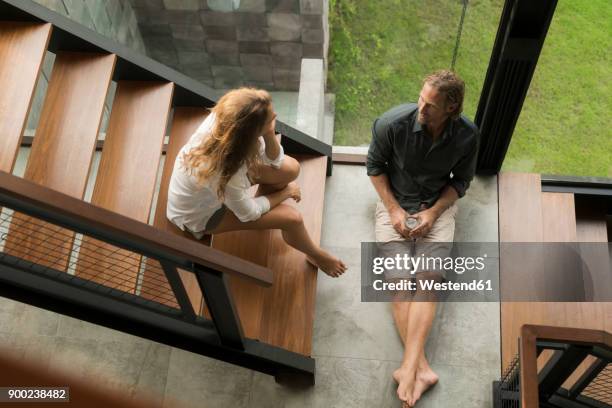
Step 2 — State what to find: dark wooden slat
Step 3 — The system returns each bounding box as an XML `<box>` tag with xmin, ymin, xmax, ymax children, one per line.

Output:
<box><xmin>574</xmin><ymin>196</ymin><xmax>612</xmax><ymax>353</ymax></box>
<box><xmin>499</xmin><ymin>172</ymin><xmax>543</xmax><ymax>242</ymax></box>
<box><xmin>541</xmin><ymin>192</ymin><xmax>577</xmax><ymax>242</ymax></box>
<box><xmin>575</xmin><ymin>197</ymin><xmax>608</xmax><ymax>243</ymax></box>
<box><xmin>74</xmin><ymin>81</ymin><xmax>173</xmax><ymax>293</ymax></box>
<box><xmin>141</xmin><ymin>107</ymin><xmax>210</xmax><ymax>310</ymax></box>
<box><xmin>0</xmin><ymin>22</ymin><xmax>51</xmax><ymax>172</ymax></box>
<box><xmin>3</xmin><ymin>52</ymin><xmax>115</xmax><ymax>271</ymax></box>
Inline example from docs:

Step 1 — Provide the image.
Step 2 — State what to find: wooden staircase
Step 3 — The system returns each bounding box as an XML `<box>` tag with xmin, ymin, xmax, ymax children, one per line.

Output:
<box><xmin>0</xmin><ymin>0</ymin><xmax>331</xmax><ymax>375</ymax></box>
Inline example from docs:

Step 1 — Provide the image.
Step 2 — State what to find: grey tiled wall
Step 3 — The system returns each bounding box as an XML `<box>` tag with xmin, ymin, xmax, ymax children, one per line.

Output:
<box><xmin>28</xmin><ymin>0</ymin><xmax>147</xmax><ymax>131</ymax></box>
<box><xmin>130</xmin><ymin>0</ymin><xmax>329</xmax><ymax>90</ymax></box>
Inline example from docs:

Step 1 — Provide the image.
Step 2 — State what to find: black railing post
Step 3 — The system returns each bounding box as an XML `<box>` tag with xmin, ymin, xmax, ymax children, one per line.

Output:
<box><xmin>194</xmin><ymin>264</ymin><xmax>245</xmax><ymax>350</ymax></box>
<box><xmin>159</xmin><ymin>260</ymin><xmax>196</xmax><ymax>321</ymax></box>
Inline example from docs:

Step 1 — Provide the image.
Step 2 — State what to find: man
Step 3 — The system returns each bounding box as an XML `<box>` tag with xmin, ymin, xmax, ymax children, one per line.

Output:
<box><xmin>366</xmin><ymin>70</ymin><xmax>479</xmax><ymax>407</ymax></box>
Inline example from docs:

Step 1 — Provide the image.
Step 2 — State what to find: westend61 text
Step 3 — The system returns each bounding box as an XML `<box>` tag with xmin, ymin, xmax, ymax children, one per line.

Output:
<box><xmin>373</xmin><ymin>279</ymin><xmax>494</xmax><ymax>292</ymax></box>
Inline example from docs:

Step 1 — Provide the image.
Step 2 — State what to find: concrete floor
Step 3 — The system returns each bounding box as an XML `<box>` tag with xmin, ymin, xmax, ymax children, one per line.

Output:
<box><xmin>0</xmin><ymin>161</ymin><xmax>500</xmax><ymax>407</ymax></box>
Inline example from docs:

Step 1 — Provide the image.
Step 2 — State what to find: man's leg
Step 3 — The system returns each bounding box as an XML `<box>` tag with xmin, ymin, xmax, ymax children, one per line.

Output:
<box><xmin>392</xmin><ymin>295</ymin><xmax>439</xmax><ymax>405</ymax></box>
<box><xmin>394</xmin><ymin>299</ymin><xmax>438</xmax><ymax>407</ymax></box>
<box><xmin>393</xmin><ymin>203</ymin><xmax>458</xmax><ymax>406</ymax></box>
<box><xmin>375</xmin><ymin>202</ymin><xmax>420</xmax><ymax>405</ymax></box>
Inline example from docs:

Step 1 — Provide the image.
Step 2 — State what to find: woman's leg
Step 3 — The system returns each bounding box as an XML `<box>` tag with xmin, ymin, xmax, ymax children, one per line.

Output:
<box><xmin>249</xmin><ymin>155</ymin><xmax>300</xmax><ymax>195</ymax></box>
<box><xmin>208</xmin><ymin>203</ymin><xmax>346</xmax><ymax>277</ymax></box>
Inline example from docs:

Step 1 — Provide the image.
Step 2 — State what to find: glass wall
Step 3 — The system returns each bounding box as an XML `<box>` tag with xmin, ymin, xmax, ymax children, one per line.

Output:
<box><xmin>330</xmin><ymin>0</ymin><xmax>610</xmax><ymax>180</ymax></box>
<box><xmin>329</xmin><ymin>0</ymin><xmax>503</xmax><ymax>145</ymax></box>
<box><xmin>502</xmin><ymin>0</ymin><xmax>612</xmax><ymax>177</ymax></box>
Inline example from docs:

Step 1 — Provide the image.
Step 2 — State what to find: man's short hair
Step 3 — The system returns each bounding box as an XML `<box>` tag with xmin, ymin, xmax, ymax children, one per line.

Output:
<box><xmin>423</xmin><ymin>70</ymin><xmax>465</xmax><ymax>120</ymax></box>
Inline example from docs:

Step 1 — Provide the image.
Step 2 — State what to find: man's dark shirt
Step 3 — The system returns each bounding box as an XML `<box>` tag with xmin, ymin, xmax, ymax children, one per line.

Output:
<box><xmin>366</xmin><ymin>103</ymin><xmax>480</xmax><ymax>213</ymax></box>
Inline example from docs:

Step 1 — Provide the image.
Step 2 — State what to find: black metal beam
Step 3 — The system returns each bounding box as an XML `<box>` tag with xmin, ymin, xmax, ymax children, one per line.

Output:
<box><xmin>492</xmin><ymin>381</ymin><xmax>501</xmax><ymax>408</ymax></box>
<box><xmin>538</xmin><ymin>341</ymin><xmax>570</xmax><ymax>353</ymax></box>
<box><xmin>474</xmin><ymin>0</ymin><xmax>558</xmax><ymax>174</ymax></box>
<box><xmin>548</xmin><ymin>394</ymin><xmax>599</xmax><ymax>408</ymax></box>
<box><xmin>538</xmin><ymin>346</ymin><xmax>590</xmax><ymax>400</ymax></box>
<box><xmin>160</xmin><ymin>260</ymin><xmax>196</xmax><ymax>321</ymax></box>
<box><xmin>574</xmin><ymin>395</ymin><xmax>612</xmax><ymax>408</ymax></box>
<box><xmin>541</xmin><ymin>175</ymin><xmax>612</xmax><ymax>198</ymax></box>
<box><xmin>568</xmin><ymin>358</ymin><xmax>607</xmax><ymax>399</ymax></box>
<box><xmin>195</xmin><ymin>265</ymin><xmax>245</xmax><ymax>350</ymax></box>
<box><xmin>0</xmin><ymin>255</ymin><xmax>314</xmax><ymax>380</ymax></box>
<box><xmin>590</xmin><ymin>346</ymin><xmax>612</xmax><ymax>362</ymax></box>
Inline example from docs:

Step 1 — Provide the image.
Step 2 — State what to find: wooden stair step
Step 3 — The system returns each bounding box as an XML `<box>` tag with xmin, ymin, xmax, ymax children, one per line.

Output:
<box><xmin>3</xmin><ymin>51</ymin><xmax>116</xmax><ymax>271</ymax></box>
<box><xmin>259</xmin><ymin>155</ymin><xmax>326</xmax><ymax>355</ymax></box>
<box><xmin>140</xmin><ymin>106</ymin><xmax>210</xmax><ymax>310</ymax></box>
<box><xmin>212</xmin><ymin>154</ymin><xmax>326</xmax><ymax>354</ymax></box>
<box><xmin>74</xmin><ymin>81</ymin><xmax>174</xmax><ymax>293</ymax></box>
<box><xmin>0</xmin><ymin>22</ymin><xmax>51</xmax><ymax>172</ymax></box>
<box><xmin>212</xmin><ymin>227</ymin><xmax>272</xmax><ymax>338</ymax></box>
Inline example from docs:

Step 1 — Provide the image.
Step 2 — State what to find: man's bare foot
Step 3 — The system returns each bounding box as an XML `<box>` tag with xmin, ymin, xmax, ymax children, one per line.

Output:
<box><xmin>393</xmin><ymin>367</ymin><xmax>416</xmax><ymax>407</ymax></box>
<box><xmin>411</xmin><ymin>366</ymin><xmax>439</xmax><ymax>403</ymax></box>
<box><xmin>306</xmin><ymin>252</ymin><xmax>347</xmax><ymax>277</ymax></box>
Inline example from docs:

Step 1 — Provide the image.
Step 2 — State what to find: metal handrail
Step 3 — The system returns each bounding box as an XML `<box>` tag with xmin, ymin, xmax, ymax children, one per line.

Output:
<box><xmin>0</xmin><ymin>170</ymin><xmax>272</xmax><ymax>286</ymax></box>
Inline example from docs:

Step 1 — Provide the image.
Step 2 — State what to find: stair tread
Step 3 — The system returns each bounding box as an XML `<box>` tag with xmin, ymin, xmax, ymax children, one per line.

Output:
<box><xmin>0</xmin><ymin>22</ymin><xmax>51</xmax><ymax>173</ymax></box>
<box><xmin>74</xmin><ymin>81</ymin><xmax>173</xmax><ymax>293</ymax></box>
<box><xmin>214</xmin><ymin>154</ymin><xmax>326</xmax><ymax>355</ymax></box>
<box><xmin>141</xmin><ymin>107</ymin><xmax>210</xmax><ymax>310</ymax></box>
<box><xmin>3</xmin><ymin>51</ymin><xmax>115</xmax><ymax>272</ymax></box>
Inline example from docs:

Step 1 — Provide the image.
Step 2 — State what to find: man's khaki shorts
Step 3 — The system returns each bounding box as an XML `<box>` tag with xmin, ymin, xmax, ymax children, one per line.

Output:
<box><xmin>374</xmin><ymin>200</ymin><xmax>457</xmax><ymax>280</ymax></box>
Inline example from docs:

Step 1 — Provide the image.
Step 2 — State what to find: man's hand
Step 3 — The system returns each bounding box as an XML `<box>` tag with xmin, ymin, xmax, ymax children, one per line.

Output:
<box><xmin>389</xmin><ymin>206</ymin><xmax>411</xmax><ymax>239</ymax></box>
<box><xmin>408</xmin><ymin>207</ymin><xmax>439</xmax><ymax>239</ymax></box>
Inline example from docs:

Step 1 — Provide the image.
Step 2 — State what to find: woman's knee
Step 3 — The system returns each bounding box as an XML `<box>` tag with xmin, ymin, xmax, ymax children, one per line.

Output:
<box><xmin>283</xmin><ymin>156</ymin><xmax>300</xmax><ymax>182</ymax></box>
<box><xmin>276</xmin><ymin>204</ymin><xmax>303</xmax><ymax>228</ymax></box>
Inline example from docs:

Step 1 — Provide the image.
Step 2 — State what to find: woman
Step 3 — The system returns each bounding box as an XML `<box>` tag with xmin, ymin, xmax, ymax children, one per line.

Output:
<box><xmin>167</xmin><ymin>88</ymin><xmax>346</xmax><ymax>277</ymax></box>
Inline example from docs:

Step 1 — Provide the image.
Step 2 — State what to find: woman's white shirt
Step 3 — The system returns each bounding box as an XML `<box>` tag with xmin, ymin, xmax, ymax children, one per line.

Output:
<box><xmin>166</xmin><ymin>112</ymin><xmax>284</xmax><ymax>233</ymax></box>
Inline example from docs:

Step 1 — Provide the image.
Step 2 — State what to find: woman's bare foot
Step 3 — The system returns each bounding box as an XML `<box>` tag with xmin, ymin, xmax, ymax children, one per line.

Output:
<box><xmin>306</xmin><ymin>251</ymin><xmax>347</xmax><ymax>277</ymax></box>
<box><xmin>411</xmin><ymin>366</ymin><xmax>439</xmax><ymax>404</ymax></box>
<box><xmin>393</xmin><ymin>367</ymin><xmax>417</xmax><ymax>407</ymax></box>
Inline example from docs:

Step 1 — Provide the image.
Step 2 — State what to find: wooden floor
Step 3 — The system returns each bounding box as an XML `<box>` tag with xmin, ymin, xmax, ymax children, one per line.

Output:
<box><xmin>498</xmin><ymin>173</ymin><xmax>611</xmax><ymax>372</ymax></box>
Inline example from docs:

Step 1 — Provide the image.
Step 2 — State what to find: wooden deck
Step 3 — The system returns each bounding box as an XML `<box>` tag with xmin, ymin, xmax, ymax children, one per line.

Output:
<box><xmin>498</xmin><ymin>173</ymin><xmax>611</xmax><ymax>374</ymax></box>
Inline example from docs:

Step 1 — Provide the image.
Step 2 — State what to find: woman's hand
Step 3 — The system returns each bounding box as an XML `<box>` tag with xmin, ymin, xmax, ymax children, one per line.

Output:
<box><xmin>263</xmin><ymin>113</ymin><xmax>277</xmax><ymax>138</ymax></box>
<box><xmin>284</xmin><ymin>181</ymin><xmax>301</xmax><ymax>203</ymax></box>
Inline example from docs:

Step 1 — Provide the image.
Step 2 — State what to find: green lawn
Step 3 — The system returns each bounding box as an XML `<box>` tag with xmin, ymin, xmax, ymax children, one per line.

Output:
<box><xmin>329</xmin><ymin>0</ymin><xmax>612</xmax><ymax>178</ymax></box>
